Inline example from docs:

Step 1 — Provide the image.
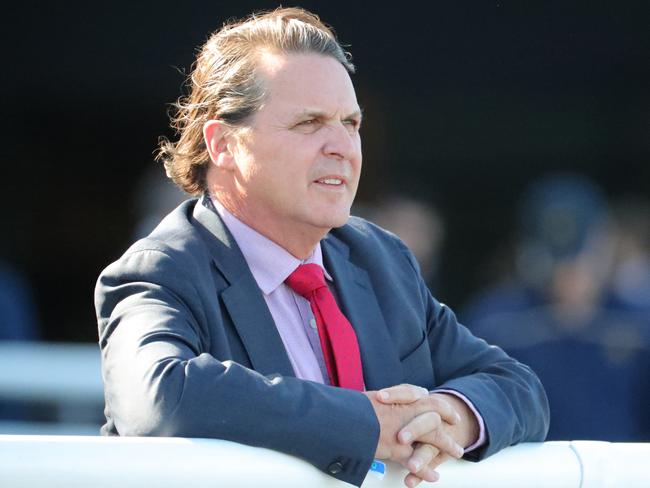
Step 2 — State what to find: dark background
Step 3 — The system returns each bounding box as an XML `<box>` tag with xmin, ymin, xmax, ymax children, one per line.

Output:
<box><xmin>3</xmin><ymin>1</ymin><xmax>648</xmax><ymax>342</ymax></box>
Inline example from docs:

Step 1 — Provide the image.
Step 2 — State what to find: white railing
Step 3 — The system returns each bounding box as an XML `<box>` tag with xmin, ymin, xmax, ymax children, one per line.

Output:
<box><xmin>0</xmin><ymin>437</ymin><xmax>648</xmax><ymax>487</ymax></box>
<box><xmin>0</xmin><ymin>341</ymin><xmax>104</xmax><ymax>434</ymax></box>
<box><xmin>0</xmin><ymin>342</ymin><xmax>103</xmax><ymax>404</ymax></box>
<box><xmin>1</xmin><ymin>343</ymin><xmax>648</xmax><ymax>486</ymax></box>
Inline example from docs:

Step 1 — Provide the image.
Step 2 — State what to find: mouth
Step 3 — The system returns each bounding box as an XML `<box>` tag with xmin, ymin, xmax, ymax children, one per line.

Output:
<box><xmin>314</xmin><ymin>176</ymin><xmax>346</xmax><ymax>187</ymax></box>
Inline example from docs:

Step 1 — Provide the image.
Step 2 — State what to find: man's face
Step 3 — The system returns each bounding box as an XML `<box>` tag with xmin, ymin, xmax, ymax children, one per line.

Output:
<box><xmin>224</xmin><ymin>52</ymin><xmax>362</xmax><ymax>247</ymax></box>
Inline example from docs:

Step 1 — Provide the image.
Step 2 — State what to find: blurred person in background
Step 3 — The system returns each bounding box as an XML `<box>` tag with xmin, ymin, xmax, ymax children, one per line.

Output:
<box><xmin>0</xmin><ymin>259</ymin><xmax>39</xmax><ymax>341</ymax></box>
<box><xmin>131</xmin><ymin>165</ymin><xmax>189</xmax><ymax>240</ymax></box>
<box><xmin>607</xmin><ymin>196</ymin><xmax>650</xmax><ymax>316</ymax></box>
<box><xmin>355</xmin><ymin>194</ymin><xmax>445</xmax><ymax>293</ymax></box>
<box><xmin>0</xmin><ymin>258</ymin><xmax>40</xmax><ymax>421</ymax></box>
<box><xmin>462</xmin><ymin>173</ymin><xmax>650</xmax><ymax>441</ymax></box>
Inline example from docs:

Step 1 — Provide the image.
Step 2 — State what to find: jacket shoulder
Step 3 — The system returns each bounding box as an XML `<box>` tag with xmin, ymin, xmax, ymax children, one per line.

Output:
<box><xmin>330</xmin><ymin>216</ymin><xmax>419</xmax><ymax>269</ymax></box>
<box><xmin>95</xmin><ymin>199</ymin><xmax>210</xmax><ymax>300</ymax></box>
<box><xmin>109</xmin><ymin>199</ymin><xmax>209</xmax><ymax>265</ymax></box>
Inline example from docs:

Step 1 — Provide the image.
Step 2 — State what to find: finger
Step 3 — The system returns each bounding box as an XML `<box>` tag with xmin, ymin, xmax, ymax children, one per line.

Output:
<box><xmin>404</xmin><ymin>468</ymin><xmax>440</xmax><ymax>488</ymax></box>
<box><xmin>377</xmin><ymin>384</ymin><xmax>429</xmax><ymax>404</ymax></box>
<box><xmin>419</xmin><ymin>394</ymin><xmax>462</xmax><ymax>425</ymax></box>
<box><xmin>403</xmin><ymin>472</ymin><xmax>423</xmax><ymax>488</ymax></box>
<box><xmin>398</xmin><ymin>411</ymin><xmax>442</xmax><ymax>444</ymax></box>
<box><xmin>415</xmin><ymin>428</ymin><xmax>465</xmax><ymax>460</ymax></box>
<box><xmin>406</xmin><ymin>443</ymin><xmax>439</xmax><ymax>473</ymax></box>
<box><xmin>404</xmin><ymin>472</ymin><xmax>422</xmax><ymax>488</ymax></box>
<box><xmin>415</xmin><ymin>465</ymin><xmax>441</xmax><ymax>483</ymax></box>
<box><xmin>429</xmin><ymin>452</ymin><xmax>453</xmax><ymax>471</ymax></box>
<box><xmin>389</xmin><ymin>442</ymin><xmax>415</xmax><ymax>463</ymax></box>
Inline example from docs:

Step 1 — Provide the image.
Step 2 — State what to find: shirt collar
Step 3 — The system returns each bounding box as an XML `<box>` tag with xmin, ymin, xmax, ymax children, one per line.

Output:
<box><xmin>210</xmin><ymin>196</ymin><xmax>332</xmax><ymax>295</ymax></box>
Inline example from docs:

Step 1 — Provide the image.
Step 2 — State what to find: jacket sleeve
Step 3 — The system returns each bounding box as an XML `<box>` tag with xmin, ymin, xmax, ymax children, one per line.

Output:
<box><xmin>95</xmin><ymin>247</ymin><xmax>379</xmax><ymax>487</ymax></box>
<box><xmin>399</xmin><ymin>240</ymin><xmax>550</xmax><ymax>460</ymax></box>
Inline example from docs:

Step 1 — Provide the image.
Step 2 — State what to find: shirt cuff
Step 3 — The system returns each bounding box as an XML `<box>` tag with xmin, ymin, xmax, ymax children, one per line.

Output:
<box><xmin>433</xmin><ymin>388</ymin><xmax>486</xmax><ymax>453</ymax></box>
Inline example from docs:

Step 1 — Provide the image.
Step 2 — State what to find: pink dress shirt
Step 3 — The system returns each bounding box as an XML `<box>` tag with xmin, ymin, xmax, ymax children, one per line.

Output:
<box><xmin>211</xmin><ymin>197</ymin><xmax>485</xmax><ymax>451</ymax></box>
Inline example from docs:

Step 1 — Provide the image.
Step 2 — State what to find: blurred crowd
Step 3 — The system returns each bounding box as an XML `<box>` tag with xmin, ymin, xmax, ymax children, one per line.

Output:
<box><xmin>2</xmin><ymin>170</ymin><xmax>649</xmax><ymax>441</ymax></box>
<box><xmin>461</xmin><ymin>174</ymin><xmax>650</xmax><ymax>441</ymax></box>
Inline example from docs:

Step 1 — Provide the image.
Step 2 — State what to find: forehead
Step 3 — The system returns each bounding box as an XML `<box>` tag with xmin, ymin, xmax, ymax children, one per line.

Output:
<box><xmin>255</xmin><ymin>51</ymin><xmax>359</xmax><ymax>116</ymax></box>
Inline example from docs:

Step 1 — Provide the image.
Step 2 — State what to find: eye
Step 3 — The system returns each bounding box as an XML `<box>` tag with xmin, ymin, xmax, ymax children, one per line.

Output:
<box><xmin>297</xmin><ymin>119</ymin><xmax>317</xmax><ymax>126</ymax></box>
<box><xmin>293</xmin><ymin>118</ymin><xmax>322</xmax><ymax>133</ymax></box>
<box><xmin>343</xmin><ymin>118</ymin><xmax>361</xmax><ymax>132</ymax></box>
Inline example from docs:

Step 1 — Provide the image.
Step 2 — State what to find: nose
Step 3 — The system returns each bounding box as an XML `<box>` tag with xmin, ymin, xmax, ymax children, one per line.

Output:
<box><xmin>322</xmin><ymin>122</ymin><xmax>360</xmax><ymax>161</ymax></box>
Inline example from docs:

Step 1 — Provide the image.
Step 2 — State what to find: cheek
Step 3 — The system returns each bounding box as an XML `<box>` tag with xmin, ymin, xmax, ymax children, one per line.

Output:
<box><xmin>353</xmin><ymin>138</ymin><xmax>363</xmax><ymax>168</ymax></box>
<box><xmin>244</xmin><ymin>162</ymin><xmax>263</xmax><ymax>181</ymax></box>
<box><xmin>230</xmin><ymin>146</ymin><xmax>257</xmax><ymax>182</ymax></box>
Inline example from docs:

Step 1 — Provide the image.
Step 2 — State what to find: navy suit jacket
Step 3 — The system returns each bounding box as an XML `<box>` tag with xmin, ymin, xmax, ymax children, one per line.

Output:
<box><xmin>95</xmin><ymin>196</ymin><xmax>549</xmax><ymax>486</ymax></box>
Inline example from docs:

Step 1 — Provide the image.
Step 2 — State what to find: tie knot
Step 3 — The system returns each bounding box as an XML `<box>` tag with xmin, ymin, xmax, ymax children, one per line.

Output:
<box><xmin>285</xmin><ymin>263</ymin><xmax>327</xmax><ymax>298</ymax></box>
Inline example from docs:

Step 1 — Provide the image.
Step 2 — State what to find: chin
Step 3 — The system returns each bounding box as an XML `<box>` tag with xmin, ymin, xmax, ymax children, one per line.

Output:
<box><xmin>302</xmin><ymin>204</ymin><xmax>352</xmax><ymax>231</ymax></box>
<box><xmin>322</xmin><ymin>212</ymin><xmax>350</xmax><ymax>229</ymax></box>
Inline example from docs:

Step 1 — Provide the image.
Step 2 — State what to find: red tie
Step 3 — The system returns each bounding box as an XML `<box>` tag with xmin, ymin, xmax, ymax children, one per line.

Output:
<box><xmin>285</xmin><ymin>264</ymin><xmax>364</xmax><ymax>391</ymax></box>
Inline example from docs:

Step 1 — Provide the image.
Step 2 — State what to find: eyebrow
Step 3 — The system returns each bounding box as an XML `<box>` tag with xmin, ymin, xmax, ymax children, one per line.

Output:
<box><xmin>293</xmin><ymin>108</ymin><xmax>364</xmax><ymax>122</ymax></box>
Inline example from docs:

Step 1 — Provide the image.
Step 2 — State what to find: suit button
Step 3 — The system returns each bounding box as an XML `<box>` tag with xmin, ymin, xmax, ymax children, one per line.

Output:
<box><xmin>327</xmin><ymin>461</ymin><xmax>344</xmax><ymax>475</ymax></box>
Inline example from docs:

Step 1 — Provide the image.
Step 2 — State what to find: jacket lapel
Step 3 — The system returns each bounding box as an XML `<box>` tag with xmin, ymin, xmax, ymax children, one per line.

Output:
<box><xmin>322</xmin><ymin>234</ymin><xmax>403</xmax><ymax>391</ymax></box>
<box><xmin>192</xmin><ymin>197</ymin><xmax>294</xmax><ymax>378</ymax></box>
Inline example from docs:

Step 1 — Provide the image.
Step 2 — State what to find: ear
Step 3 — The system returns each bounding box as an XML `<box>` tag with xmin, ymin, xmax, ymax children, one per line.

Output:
<box><xmin>203</xmin><ymin>120</ymin><xmax>235</xmax><ymax>171</ymax></box>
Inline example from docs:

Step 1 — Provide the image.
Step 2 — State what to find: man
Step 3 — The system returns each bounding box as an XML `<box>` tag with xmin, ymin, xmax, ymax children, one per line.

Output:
<box><xmin>95</xmin><ymin>8</ymin><xmax>549</xmax><ymax>487</ymax></box>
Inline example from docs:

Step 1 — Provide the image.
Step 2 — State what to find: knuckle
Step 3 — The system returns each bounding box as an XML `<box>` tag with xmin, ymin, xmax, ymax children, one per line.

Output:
<box><xmin>408</xmin><ymin>384</ymin><xmax>424</xmax><ymax>399</ymax></box>
<box><xmin>422</xmin><ymin>411</ymin><xmax>441</xmax><ymax>428</ymax></box>
<box><xmin>432</xmin><ymin>429</ymin><xmax>446</xmax><ymax>444</ymax></box>
<box><xmin>433</xmin><ymin>394</ymin><xmax>450</xmax><ymax>408</ymax></box>
<box><xmin>438</xmin><ymin>395</ymin><xmax>450</xmax><ymax>407</ymax></box>
<box><xmin>429</xmin><ymin>395</ymin><xmax>443</xmax><ymax>409</ymax></box>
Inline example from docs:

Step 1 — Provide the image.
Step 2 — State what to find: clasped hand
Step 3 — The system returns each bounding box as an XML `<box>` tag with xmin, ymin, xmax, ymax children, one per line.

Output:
<box><xmin>364</xmin><ymin>384</ymin><xmax>474</xmax><ymax>487</ymax></box>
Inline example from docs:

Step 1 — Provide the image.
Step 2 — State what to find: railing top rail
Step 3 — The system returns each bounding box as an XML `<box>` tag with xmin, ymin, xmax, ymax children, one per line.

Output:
<box><xmin>0</xmin><ymin>437</ymin><xmax>648</xmax><ymax>487</ymax></box>
<box><xmin>0</xmin><ymin>342</ymin><xmax>103</xmax><ymax>403</ymax></box>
